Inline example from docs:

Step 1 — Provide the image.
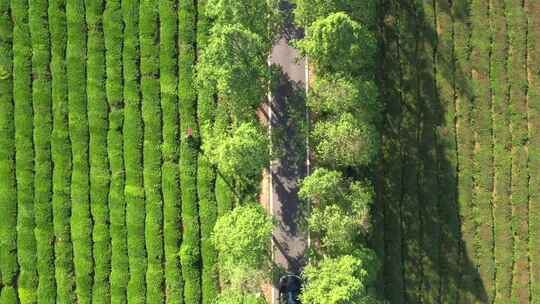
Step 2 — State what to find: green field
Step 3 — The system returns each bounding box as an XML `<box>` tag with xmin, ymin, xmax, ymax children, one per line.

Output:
<box><xmin>374</xmin><ymin>0</ymin><xmax>540</xmax><ymax>303</ymax></box>
<box><xmin>1</xmin><ymin>0</ymin><xmax>540</xmax><ymax>303</ymax></box>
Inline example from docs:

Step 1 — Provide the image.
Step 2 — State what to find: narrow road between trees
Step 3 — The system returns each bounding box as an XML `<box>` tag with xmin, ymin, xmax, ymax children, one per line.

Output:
<box><xmin>268</xmin><ymin>3</ymin><xmax>308</xmax><ymax>303</ymax></box>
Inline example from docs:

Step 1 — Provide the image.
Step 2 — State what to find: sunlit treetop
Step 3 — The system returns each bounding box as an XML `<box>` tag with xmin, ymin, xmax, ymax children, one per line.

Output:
<box><xmin>292</xmin><ymin>0</ymin><xmax>377</xmax><ymax>28</ymax></box>
<box><xmin>308</xmin><ymin>75</ymin><xmax>380</xmax><ymax>123</ymax></box>
<box><xmin>296</xmin><ymin>12</ymin><xmax>376</xmax><ymax>77</ymax></box>
<box><xmin>197</xmin><ymin>24</ymin><xmax>269</xmax><ymax>121</ymax></box>
<box><xmin>207</xmin><ymin>0</ymin><xmax>282</xmax><ymax>46</ymax></box>
<box><xmin>300</xmin><ymin>254</ymin><xmax>380</xmax><ymax>304</ymax></box>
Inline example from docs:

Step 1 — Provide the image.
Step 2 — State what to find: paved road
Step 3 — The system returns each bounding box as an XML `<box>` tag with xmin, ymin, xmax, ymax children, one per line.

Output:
<box><xmin>268</xmin><ymin>4</ymin><xmax>307</xmax><ymax>302</ymax></box>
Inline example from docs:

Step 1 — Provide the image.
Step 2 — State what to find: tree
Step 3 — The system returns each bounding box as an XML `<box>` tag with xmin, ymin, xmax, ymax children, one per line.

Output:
<box><xmin>203</xmin><ymin>121</ymin><xmax>269</xmax><ymax>186</ymax></box>
<box><xmin>299</xmin><ymin>168</ymin><xmax>346</xmax><ymax>206</ymax></box>
<box><xmin>308</xmin><ymin>76</ymin><xmax>380</xmax><ymax>123</ymax></box>
<box><xmin>296</xmin><ymin>13</ymin><xmax>376</xmax><ymax>77</ymax></box>
<box><xmin>212</xmin><ymin>203</ymin><xmax>274</xmax><ymax>288</ymax></box>
<box><xmin>300</xmin><ymin>254</ymin><xmax>380</xmax><ymax>304</ymax></box>
<box><xmin>292</xmin><ymin>0</ymin><xmax>377</xmax><ymax>28</ymax></box>
<box><xmin>215</xmin><ymin>289</ymin><xmax>267</xmax><ymax>304</ymax></box>
<box><xmin>207</xmin><ymin>0</ymin><xmax>281</xmax><ymax>46</ymax></box>
<box><xmin>312</xmin><ymin>113</ymin><xmax>378</xmax><ymax>167</ymax></box>
<box><xmin>300</xmin><ymin>169</ymin><xmax>374</xmax><ymax>255</ymax></box>
<box><xmin>197</xmin><ymin>25</ymin><xmax>268</xmax><ymax>121</ymax></box>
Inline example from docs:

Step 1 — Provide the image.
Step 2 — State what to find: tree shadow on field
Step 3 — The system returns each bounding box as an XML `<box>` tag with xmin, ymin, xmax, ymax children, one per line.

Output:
<box><xmin>372</xmin><ymin>0</ymin><xmax>489</xmax><ymax>303</ymax></box>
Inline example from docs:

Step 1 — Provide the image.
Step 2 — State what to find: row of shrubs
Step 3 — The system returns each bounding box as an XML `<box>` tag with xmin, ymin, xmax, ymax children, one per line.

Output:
<box><xmin>292</xmin><ymin>1</ymin><xmax>382</xmax><ymax>302</ymax></box>
<box><xmin>0</xmin><ymin>0</ymin><xmax>18</xmax><ymax>302</ymax></box>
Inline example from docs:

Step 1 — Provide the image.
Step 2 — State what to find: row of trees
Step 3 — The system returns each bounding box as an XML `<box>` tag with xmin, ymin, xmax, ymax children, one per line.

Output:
<box><xmin>195</xmin><ymin>0</ymin><xmax>281</xmax><ymax>302</ymax></box>
<box><xmin>292</xmin><ymin>0</ymin><xmax>381</xmax><ymax>303</ymax></box>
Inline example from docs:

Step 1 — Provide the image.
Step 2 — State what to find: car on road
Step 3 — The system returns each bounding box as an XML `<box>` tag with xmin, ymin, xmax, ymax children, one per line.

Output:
<box><xmin>279</xmin><ymin>274</ymin><xmax>302</xmax><ymax>304</ymax></box>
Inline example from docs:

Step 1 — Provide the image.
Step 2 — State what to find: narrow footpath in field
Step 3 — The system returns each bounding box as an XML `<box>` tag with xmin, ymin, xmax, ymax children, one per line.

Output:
<box><xmin>267</xmin><ymin>2</ymin><xmax>308</xmax><ymax>302</ymax></box>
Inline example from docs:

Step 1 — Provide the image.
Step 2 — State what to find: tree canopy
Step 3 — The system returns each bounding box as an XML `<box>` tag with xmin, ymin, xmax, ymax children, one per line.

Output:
<box><xmin>312</xmin><ymin>113</ymin><xmax>378</xmax><ymax>167</ymax></box>
<box><xmin>296</xmin><ymin>12</ymin><xmax>376</xmax><ymax>77</ymax></box>
<box><xmin>207</xmin><ymin>0</ymin><xmax>282</xmax><ymax>46</ymax></box>
<box><xmin>212</xmin><ymin>203</ymin><xmax>274</xmax><ymax>283</ymax></box>
<box><xmin>292</xmin><ymin>0</ymin><xmax>377</xmax><ymax>28</ymax></box>
<box><xmin>203</xmin><ymin>121</ymin><xmax>269</xmax><ymax>185</ymax></box>
<box><xmin>308</xmin><ymin>76</ymin><xmax>380</xmax><ymax>123</ymax></box>
<box><xmin>300</xmin><ymin>254</ymin><xmax>380</xmax><ymax>304</ymax></box>
<box><xmin>197</xmin><ymin>24</ymin><xmax>268</xmax><ymax>121</ymax></box>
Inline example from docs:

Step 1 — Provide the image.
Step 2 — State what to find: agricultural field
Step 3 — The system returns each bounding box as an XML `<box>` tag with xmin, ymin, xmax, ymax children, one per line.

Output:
<box><xmin>373</xmin><ymin>0</ymin><xmax>540</xmax><ymax>303</ymax></box>
<box><xmin>1</xmin><ymin>0</ymin><xmax>540</xmax><ymax>303</ymax></box>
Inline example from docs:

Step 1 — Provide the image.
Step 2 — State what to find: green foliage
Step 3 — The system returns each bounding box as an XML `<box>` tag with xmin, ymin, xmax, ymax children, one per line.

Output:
<box><xmin>197</xmin><ymin>25</ymin><xmax>268</xmax><ymax>122</ymax></box>
<box><xmin>30</xmin><ymin>0</ymin><xmax>56</xmax><ymax>302</ymax></box>
<box><xmin>103</xmin><ymin>0</ymin><xmax>128</xmax><ymax>302</ymax></box>
<box><xmin>299</xmin><ymin>168</ymin><xmax>345</xmax><ymax>205</ymax></box>
<box><xmin>122</xmin><ymin>0</ymin><xmax>146</xmax><ymax>302</ymax></box>
<box><xmin>312</xmin><ymin>113</ymin><xmax>378</xmax><ymax>167</ymax></box>
<box><xmin>203</xmin><ymin>122</ymin><xmax>269</xmax><ymax>185</ymax></box>
<box><xmin>300</xmin><ymin>254</ymin><xmax>379</xmax><ymax>304</ymax></box>
<box><xmin>506</xmin><ymin>1</ymin><xmax>530</xmax><ymax>302</ymax></box>
<box><xmin>291</xmin><ymin>0</ymin><xmax>376</xmax><ymax>27</ymax></box>
<box><xmin>197</xmin><ymin>1</ymin><xmax>219</xmax><ymax>302</ymax></box>
<box><xmin>490</xmin><ymin>0</ymin><xmax>512</xmax><ymax>302</ymax></box>
<box><xmin>206</xmin><ymin>0</ymin><xmax>281</xmax><ymax>46</ymax></box>
<box><xmin>300</xmin><ymin>168</ymin><xmax>372</xmax><ymax>256</ymax></box>
<box><xmin>308</xmin><ymin>76</ymin><xmax>379</xmax><ymax>123</ymax></box>
<box><xmin>140</xmin><ymin>1</ymin><xmax>164</xmax><ymax>303</ymax></box>
<box><xmin>50</xmin><ymin>0</ymin><xmax>77</xmax><ymax>301</ymax></box>
<box><xmin>214</xmin><ymin>290</ymin><xmax>266</xmax><ymax>304</ymax></box>
<box><xmin>86</xmin><ymin>0</ymin><xmax>111</xmax><ymax>302</ymax></box>
<box><xmin>178</xmin><ymin>0</ymin><xmax>201</xmax><ymax>301</ymax></box>
<box><xmin>13</xmin><ymin>0</ymin><xmax>38</xmax><ymax>302</ymax></box>
<box><xmin>0</xmin><ymin>0</ymin><xmax>18</xmax><ymax>302</ymax></box>
<box><xmin>296</xmin><ymin>12</ymin><xmax>376</xmax><ymax>77</ymax></box>
<box><xmin>212</xmin><ymin>204</ymin><xmax>273</xmax><ymax>287</ymax></box>
<box><xmin>159</xmin><ymin>0</ymin><xmax>183</xmax><ymax>303</ymax></box>
<box><xmin>67</xmin><ymin>0</ymin><xmax>93</xmax><ymax>302</ymax></box>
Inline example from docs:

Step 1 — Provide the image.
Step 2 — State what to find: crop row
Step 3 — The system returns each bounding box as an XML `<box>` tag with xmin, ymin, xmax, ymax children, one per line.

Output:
<box><xmin>378</xmin><ymin>0</ymin><xmax>404</xmax><ymax>302</ymax></box>
<box><xmin>0</xmin><ymin>0</ymin><xmax>17</xmax><ymax>302</ymax></box>
<box><xmin>471</xmin><ymin>0</ymin><xmax>495</xmax><ymax>300</ymax></box>
<box><xmin>528</xmin><ymin>1</ymin><xmax>540</xmax><ymax>302</ymax></box>
<box><xmin>491</xmin><ymin>0</ymin><xmax>513</xmax><ymax>303</ymax></box>
<box><xmin>506</xmin><ymin>1</ymin><xmax>530</xmax><ymax>303</ymax></box>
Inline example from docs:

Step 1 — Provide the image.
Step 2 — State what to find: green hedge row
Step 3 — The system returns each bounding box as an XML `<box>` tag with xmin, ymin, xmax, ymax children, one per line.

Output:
<box><xmin>122</xmin><ymin>0</ymin><xmax>147</xmax><ymax>302</ymax></box>
<box><xmin>67</xmin><ymin>0</ymin><xmax>93</xmax><ymax>302</ymax></box>
<box><xmin>397</xmin><ymin>2</ymin><xmax>422</xmax><ymax>302</ymax></box>
<box><xmin>50</xmin><ymin>0</ymin><xmax>77</xmax><ymax>302</ymax></box>
<box><xmin>490</xmin><ymin>0</ymin><xmax>513</xmax><ymax>302</ymax></box>
<box><xmin>159</xmin><ymin>0</ymin><xmax>183</xmax><ymax>303</ymax></box>
<box><xmin>418</xmin><ymin>2</ymin><xmax>440</xmax><ymax>302</ymax></box>
<box><xmin>453</xmin><ymin>1</ymin><xmax>478</xmax><ymax>302</ymax></box>
<box><xmin>528</xmin><ymin>1</ymin><xmax>540</xmax><ymax>301</ymax></box>
<box><xmin>104</xmin><ymin>0</ymin><xmax>129</xmax><ymax>303</ymax></box>
<box><xmin>0</xmin><ymin>0</ymin><xmax>18</xmax><ymax>302</ymax></box>
<box><xmin>86</xmin><ymin>0</ymin><xmax>112</xmax><ymax>303</ymax></box>
<box><xmin>13</xmin><ymin>0</ymin><xmax>38</xmax><ymax>302</ymax></box>
<box><xmin>214</xmin><ymin>102</ymin><xmax>234</xmax><ymax>217</ymax></box>
<box><xmin>29</xmin><ymin>0</ymin><xmax>56</xmax><ymax>302</ymax></box>
<box><xmin>435</xmin><ymin>1</ymin><xmax>460</xmax><ymax>302</ymax></box>
<box><xmin>378</xmin><ymin>1</ymin><xmax>404</xmax><ymax>302</ymax></box>
<box><xmin>506</xmin><ymin>1</ymin><xmax>530</xmax><ymax>302</ymax></box>
<box><xmin>471</xmin><ymin>0</ymin><xmax>495</xmax><ymax>300</ymax></box>
<box><xmin>141</xmin><ymin>0</ymin><xmax>164</xmax><ymax>302</ymax></box>
<box><xmin>179</xmin><ymin>0</ymin><xmax>201</xmax><ymax>302</ymax></box>
<box><xmin>197</xmin><ymin>1</ymin><xmax>219</xmax><ymax>303</ymax></box>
